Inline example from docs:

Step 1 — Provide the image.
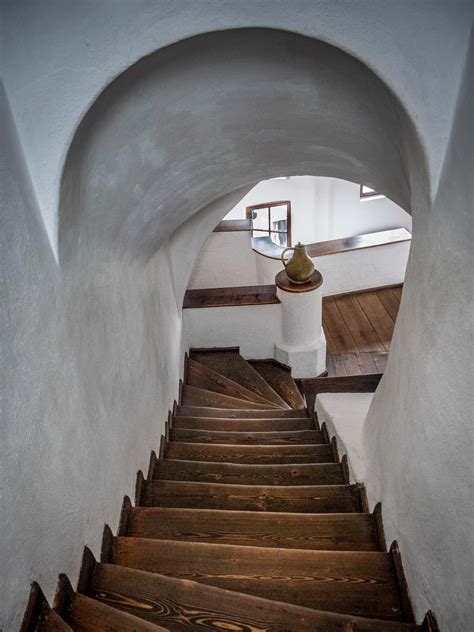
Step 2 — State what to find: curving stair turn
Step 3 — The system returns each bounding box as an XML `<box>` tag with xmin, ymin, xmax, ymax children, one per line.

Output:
<box><xmin>22</xmin><ymin>348</ymin><xmax>439</xmax><ymax>631</ymax></box>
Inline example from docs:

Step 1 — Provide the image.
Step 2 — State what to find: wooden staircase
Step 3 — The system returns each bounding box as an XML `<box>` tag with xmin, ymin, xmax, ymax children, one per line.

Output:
<box><xmin>22</xmin><ymin>348</ymin><xmax>439</xmax><ymax>631</ymax></box>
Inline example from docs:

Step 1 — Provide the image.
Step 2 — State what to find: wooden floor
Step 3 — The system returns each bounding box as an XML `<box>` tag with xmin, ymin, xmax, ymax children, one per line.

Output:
<box><xmin>323</xmin><ymin>285</ymin><xmax>402</xmax><ymax>376</ymax></box>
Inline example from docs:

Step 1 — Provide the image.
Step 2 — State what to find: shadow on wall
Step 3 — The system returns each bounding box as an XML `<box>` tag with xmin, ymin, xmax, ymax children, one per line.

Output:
<box><xmin>58</xmin><ymin>27</ymin><xmax>428</xmax><ymax>267</ymax></box>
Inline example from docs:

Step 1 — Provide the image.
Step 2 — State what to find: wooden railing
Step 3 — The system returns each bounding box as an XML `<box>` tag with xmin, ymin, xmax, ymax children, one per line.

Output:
<box><xmin>252</xmin><ymin>228</ymin><xmax>411</xmax><ymax>260</ymax></box>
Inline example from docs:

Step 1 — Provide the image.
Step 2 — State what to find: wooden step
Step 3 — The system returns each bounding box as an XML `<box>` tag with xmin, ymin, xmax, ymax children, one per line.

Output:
<box><xmin>127</xmin><ymin>507</ymin><xmax>379</xmax><ymax>550</ymax></box>
<box><xmin>69</xmin><ymin>591</ymin><xmax>168</xmax><ymax>631</ymax></box>
<box><xmin>190</xmin><ymin>350</ymin><xmax>290</xmax><ymax>408</ymax></box>
<box><xmin>92</xmin><ymin>564</ymin><xmax>420</xmax><ymax>631</ymax></box>
<box><xmin>164</xmin><ymin>441</ymin><xmax>333</xmax><ymax>464</ymax></box>
<box><xmin>113</xmin><ymin>538</ymin><xmax>404</xmax><ymax>620</ymax></box>
<box><xmin>38</xmin><ymin>610</ymin><xmax>73</xmax><ymax>631</ymax></box>
<box><xmin>181</xmin><ymin>385</ymin><xmax>281</xmax><ymax>410</ymax></box>
<box><xmin>154</xmin><ymin>459</ymin><xmax>345</xmax><ymax>486</ymax></box>
<box><xmin>169</xmin><ymin>427</ymin><xmax>324</xmax><ymax>445</ymax></box>
<box><xmin>142</xmin><ymin>480</ymin><xmax>363</xmax><ymax>512</ymax></box>
<box><xmin>172</xmin><ymin>415</ymin><xmax>315</xmax><ymax>431</ymax></box>
<box><xmin>250</xmin><ymin>360</ymin><xmax>306</xmax><ymax>409</ymax></box>
<box><xmin>177</xmin><ymin>405</ymin><xmax>308</xmax><ymax>418</ymax></box>
<box><xmin>186</xmin><ymin>358</ymin><xmax>278</xmax><ymax>407</ymax></box>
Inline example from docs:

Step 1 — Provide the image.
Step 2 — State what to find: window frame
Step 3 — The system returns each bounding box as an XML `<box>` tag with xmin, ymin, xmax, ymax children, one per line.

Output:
<box><xmin>360</xmin><ymin>185</ymin><xmax>384</xmax><ymax>200</ymax></box>
<box><xmin>245</xmin><ymin>200</ymin><xmax>292</xmax><ymax>247</ymax></box>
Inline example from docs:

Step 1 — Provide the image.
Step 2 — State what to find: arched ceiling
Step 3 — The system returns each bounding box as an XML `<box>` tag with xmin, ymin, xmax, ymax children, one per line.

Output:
<box><xmin>59</xmin><ymin>28</ymin><xmax>426</xmax><ymax>263</ymax></box>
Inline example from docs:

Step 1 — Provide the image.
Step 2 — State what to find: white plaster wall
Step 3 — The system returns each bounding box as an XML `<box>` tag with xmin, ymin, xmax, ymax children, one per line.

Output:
<box><xmin>0</xmin><ymin>84</ymin><xmax>182</xmax><ymax>631</ymax></box>
<box><xmin>2</xmin><ymin>1</ymin><xmax>471</xmax><ymax>252</ymax></box>
<box><xmin>187</xmin><ymin>228</ymin><xmax>410</xmax><ymax>295</ymax></box>
<box><xmin>0</xmin><ymin>7</ymin><xmax>473</xmax><ymax>632</ymax></box>
<box><xmin>363</xmin><ymin>42</ymin><xmax>474</xmax><ymax>631</ymax></box>
<box><xmin>225</xmin><ymin>176</ymin><xmax>411</xmax><ymax>243</ymax></box>
<box><xmin>256</xmin><ymin>242</ymin><xmax>411</xmax><ymax>295</ymax></box>
<box><xmin>187</xmin><ymin>232</ymin><xmax>259</xmax><ymax>289</ymax></box>
<box><xmin>183</xmin><ymin>304</ymin><xmax>281</xmax><ymax>360</ymax></box>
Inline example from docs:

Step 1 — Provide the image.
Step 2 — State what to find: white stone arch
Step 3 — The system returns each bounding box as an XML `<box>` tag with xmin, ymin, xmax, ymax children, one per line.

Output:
<box><xmin>57</xmin><ymin>28</ymin><xmax>429</xmax><ymax>265</ymax></box>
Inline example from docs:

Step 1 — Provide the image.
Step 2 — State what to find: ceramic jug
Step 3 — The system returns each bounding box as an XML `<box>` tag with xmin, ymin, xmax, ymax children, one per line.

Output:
<box><xmin>281</xmin><ymin>242</ymin><xmax>315</xmax><ymax>284</ymax></box>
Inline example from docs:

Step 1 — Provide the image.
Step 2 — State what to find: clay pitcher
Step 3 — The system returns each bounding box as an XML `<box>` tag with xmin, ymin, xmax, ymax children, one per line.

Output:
<box><xmin>281</xmin><ymin>242</ymin><xmax>315</xmax><ymax>284</ymax></box>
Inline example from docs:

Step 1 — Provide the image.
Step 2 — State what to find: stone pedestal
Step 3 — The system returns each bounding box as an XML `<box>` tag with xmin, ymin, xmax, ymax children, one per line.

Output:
<box><xmin>274</xmin><ymin>269</ymin><xmax>326</xmax><ymax>378</ymax></box>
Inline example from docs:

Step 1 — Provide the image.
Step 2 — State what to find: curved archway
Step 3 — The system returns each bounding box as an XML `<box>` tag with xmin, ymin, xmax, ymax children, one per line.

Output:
<box><xmin>58</xmin><ymin>28</ymin><xmax>428</xmax><ymax>264</ymax></box>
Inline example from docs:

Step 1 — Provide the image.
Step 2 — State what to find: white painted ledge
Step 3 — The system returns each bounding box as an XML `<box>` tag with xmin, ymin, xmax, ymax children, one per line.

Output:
<box><xmin>315</xmin><ymin>393</ymin><xmax>373</xmax><ymax>484</ymax></box>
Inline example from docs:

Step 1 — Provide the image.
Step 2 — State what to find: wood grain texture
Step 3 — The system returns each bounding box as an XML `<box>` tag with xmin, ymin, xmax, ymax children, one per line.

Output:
<box><xmin>127</xmin><ymin>508</ymin><xmax>380</xmax><ymax>551</ymax></box>
<box><xmin>300</xmin><ymin>374</ymin><xmax>382</xmax><ymax>411</ymax></box>
<box><xmin>177</xmin><ymin>405</ymin><xmax>307</xmax><ymax>418</ymax></box>
<box><xmin>186</xmin><ymin>358</ymin><xmax>278</xmax><ymax>407</ymax></box>
<box><xmin>169</xmin><ymin>427</ymin><xmax>324</xmax><ymax>445</ymax></box>
<box><xmin>154</xmin><ymin>459</ymin><xmax>345</xmax><ymax>486</ymax></box>
<box><xmin>183</xmin><ymin>285</ymin><xmax>279</xmax><ymax>308</ymax></box>
<box><xmin>190</xmin><ymin>351</ymin><xmax>290</xmax><ymax>408</ymax></box>
<box><xmin>71</xmin><ymin>592</ymin><xmax>168</xmax><ymax>631</ymax></box>
<box><xmin>113</xmin><ymin>538</ymin><xmax>403</xmax><ymax>620</ymax></box>
<box><xmin>171</xmin><ymin>415</ymin><xmax>314</xmax><ymax>431</ymax></box>
<box><xmin>249</xmin><ymin>360</ymin><xmax>306</xmax><ymax>409</ymax></box>
<box><xmin>93</xmin><ymin>564</ymin><xmax>419</xmax><ymax>632</ymax></box>
<box><xmin>213</xmin><ymin>219</ymin><xmax>252</xmax><ymax>232</ymax></box>
<box><xmin>141</xmin><ymin>480</ymin><xmax>363</xmax><ymax>513</ymax></box>
<box><xmin>181</xmin><ymin>385</ymin><xmax>282</xmax><ymax>410</ymax></box>
<box><xmin>164</xmin><ymin>441</ymin><xmax>334</xmax><ymax>464</ymax></box>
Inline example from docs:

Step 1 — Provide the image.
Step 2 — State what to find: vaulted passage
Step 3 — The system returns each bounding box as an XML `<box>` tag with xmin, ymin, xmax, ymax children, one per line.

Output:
<box><xmin>23</xmin><ymin>348</ymin><xmax>438</xmax><ymax>631</ymax></box>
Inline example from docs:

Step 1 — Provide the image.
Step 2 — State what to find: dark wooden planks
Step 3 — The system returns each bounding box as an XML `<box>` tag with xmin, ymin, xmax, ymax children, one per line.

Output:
<box><xmin>181</xmin><ymin>385</ymin><xmax>279</xmax><ymax>410</ymax></box>
<box><xmin>323</xmin><ymin>298</ymin><xmax>358</xmax><ymax>353</ymax></box>
<box><xmin>183</xmin><ymin>285</ymin><xmax>279</xmax><ymax>309</ymax></box>
<box><xmin>113</xmin><ymin>538</ymin><xmax>404</xmax><ymax>620</ymax></box>
<box><xmin>334</xmin><ymin>295</ymin><xmax>386</xmax><ymax>352</ymax></box>
<box><xmin>300</xmin><ymin>373</ymin><xmax>382</xmax><ymax>411</ymax></box>
<box><xmin>127</xmin><ymin>508</ymin><xmax>379</xmax><ymax>551</ymax></box>
<box><xmin>92</xmin><ymin>564</ymin><xmax>419</xmax><ymax>632</ymax></box>
<box><xmin>355</xmin><ymin>292</ymin><xmax>395</xmax><ymax>351</ymax></box>
<box><xmin>164</xmin><ymin>441</ymin><xmax>334</xmax><ymax>464</ymax></box>
<box><xmin>190</xmin><ymin>350</ymin><xmax>290</xmax><ymax>408</ymax></box>
<box><xmin>249</xmin><ymin>360</ymin><xmax>306</xmax><ymax>409</ymax></box>
<box><xmin>70</xmin><ymin>592</ymin><xmax>167</xmax><ymax>631</ymax></box>
<box><xmin>186</xmin><ymin>358</ymin><xmax>278</xmax><ymax>407</ymax></box>
<box><xmin>177</xmin><ymin>405</ymin><xmax>307</xmax><ymax>418</ymax></box>
<box><xmin>141</xmin><ymin>480</ymin><xmax>363</xmax><ymax>513</ymax></box>
<box><xmin>154</xmin><ymin>459</ymin><xmax>345</xmax><ymax>486</ymax></box>
<box><xmin>169</xmin><ymin>427</ymin><xmax>324</xmax><ymax>445</ymax></box>
<box><xmin>213</xmin><ymin>219</ymin><xmax>252</xmax><ymax>232</ymax></box>
<box><xmin>171</xmin><ymin>415</ymin><xmax>315</xmax><ymax>431</ymax></box>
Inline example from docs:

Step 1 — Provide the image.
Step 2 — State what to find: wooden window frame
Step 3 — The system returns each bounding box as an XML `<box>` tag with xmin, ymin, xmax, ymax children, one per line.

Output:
<box><xmin>245</xmin><ymin>200</ymin><xmax>292</xmax><ymax>247</ymax></box>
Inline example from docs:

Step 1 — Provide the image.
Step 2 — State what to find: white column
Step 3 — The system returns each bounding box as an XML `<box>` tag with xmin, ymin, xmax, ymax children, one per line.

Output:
<box><xmin>274</xmin><ymin>271</ymin><xmax>326</xmax><ymax>378</ymax></box>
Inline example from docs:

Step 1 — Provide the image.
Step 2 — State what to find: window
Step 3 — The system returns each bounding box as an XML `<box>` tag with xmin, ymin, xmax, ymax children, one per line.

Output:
<box><xmin>246</xmin><ymin>200</ymin><xmax>291</xmax><ymax>246</ymax></box>
<box><xmin>360</xmin><ymin>185</ymin><xmax>385</xmax><ymax>201</ymax></box>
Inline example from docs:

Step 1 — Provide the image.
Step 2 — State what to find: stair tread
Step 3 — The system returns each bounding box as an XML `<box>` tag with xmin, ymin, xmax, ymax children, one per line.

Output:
<box><xmin>142</xmin><ymin>480</ymin><xmax>362</xmax><ymax>512</ymax></box>
<box><xmin>172</xmin><ymin>415</ymin><xmax>314</xmax><ymax>431</ymax></box>
<box><xmin>128</xmin><ymin>507</ymin><xmax>379</xmax><ymax>550</ymax></box>
<box><xmin>164</xmin><ymin>441</ymin><xmax>334</xmax><ymax>463</ymax></box>
<box><xmin>250</xmin><ymin>360</ymin><xmax>306</xmax><ymax>409</ymax></box>
<box><xmin>154</xmin><ymin>458</ymin><xmax>345</xmax><ymax>485</ymax></box>
<box><xmin>182</xmin><ymin>385</ymin><xmax>282</xmax><ymax>410</ymax></box>
<box><xmin>186</xmin><ymin>358</ymin><xmax>279</xmax><ymax>407</ymax></box>
<box><xmin>70</xmin><ymin>592</ymin><xmax>168</xmax><ymax>631</ymax></box>
<box><xmin>38</xmin><ymin>609</ymin><xmax>73</xmax><ymax>631</ymax></box>
<box><xmin>169</xmin><ymin>427</ymin><xmax>324</xmax><ymax>445</ymax></box>
<box><xmin>93</xmin><ymin>564</ymin><xmax>419</xmax><ymax>631</ymax></box>
<box><xmin>190</xmin><ymin>350</ymin><xmax>290</xmax><ymax>408</ymax></box>
<box><xmin>113</xmin><ymin>538</ymin><xmax>404</xmax><ymax>620</ymax></box>
<box><xmin>177</xmin><ymin>405</ymin><xmax>308</xmax><ymax>418</ymax></box>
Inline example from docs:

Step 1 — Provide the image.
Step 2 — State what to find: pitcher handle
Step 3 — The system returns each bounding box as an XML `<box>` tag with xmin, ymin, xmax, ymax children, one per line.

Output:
<box><xmin>281</xmin><ymin>247</ymin><xmax>294</xmax><ymax>267</ymax></box>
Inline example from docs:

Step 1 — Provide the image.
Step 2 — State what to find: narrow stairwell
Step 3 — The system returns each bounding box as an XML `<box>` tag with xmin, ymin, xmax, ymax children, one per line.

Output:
<box><xmin>22</xmin><ymin>348</ymin><xmax>439</xmax><ymax>631</ymax></box>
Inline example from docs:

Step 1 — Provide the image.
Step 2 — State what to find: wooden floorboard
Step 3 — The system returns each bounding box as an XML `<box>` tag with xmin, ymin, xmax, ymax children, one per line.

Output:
<box><xmin>323</xmin><ymin>285</ymin><xmax>402</xmax><ymax>376</ymax></box>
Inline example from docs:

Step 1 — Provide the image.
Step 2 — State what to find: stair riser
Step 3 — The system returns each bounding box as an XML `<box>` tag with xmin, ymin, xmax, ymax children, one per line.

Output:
<box><xmin>169</xmin><ymin>428</ymin><xmax>324</xmax><ymax>445</ymax></box>
<box><xmin>113</xmin><ymin>539</ymin><xmax>403</xmax><ymax>620</ymax></box>
<box><xmin>177</xmin><ymin>406</ymin><xmax>308</xmax><ymax>418</ymax></box>
<box><xmin>154</xmin><ymin>460</ymin><xmax>345</xmax><ymax>486</ymax></box>
<box><xmin>172</xmin><ymin>416</ymin><xmax>315</xmax><ymax>431</ymax></box>
<box><xmin>164</xmin><ymin>443</ymin><xmax>334</xmax><ymax>464</ymax></box>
